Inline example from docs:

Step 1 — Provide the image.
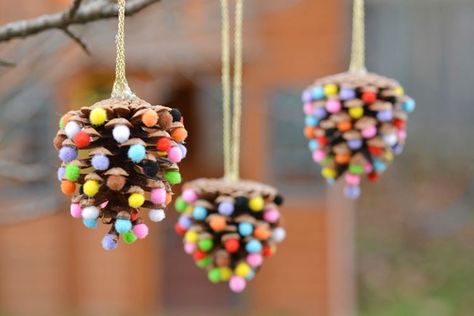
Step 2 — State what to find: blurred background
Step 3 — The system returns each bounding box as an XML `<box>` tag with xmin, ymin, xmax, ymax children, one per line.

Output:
<box><xmin>0</xmin><ymin>0</ymin><xmax>474</xmax><ymax>315</ymax></box>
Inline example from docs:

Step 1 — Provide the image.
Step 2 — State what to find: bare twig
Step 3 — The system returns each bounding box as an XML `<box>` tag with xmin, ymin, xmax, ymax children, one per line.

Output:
<box><xmin>61</xmin><ymin>27</ymin><xmax>91</xmax><ymax>55</ymax></box>
<box><xmin>0</xmin><ymin>0</ymin><xmax>161</xmax><ymax>42</ymax></box>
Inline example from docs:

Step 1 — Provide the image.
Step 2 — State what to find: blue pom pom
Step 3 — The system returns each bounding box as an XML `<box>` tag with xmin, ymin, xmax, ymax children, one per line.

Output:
<box><xmin>83</xmin><ymin>218</ymin><xmax>98</xmax><ymax>229</ymax></box>
<box><xmin>193</xmin><ymin>206</ymin><xmax>207</xmax><ymax>220</ymax></box>
<box><xmin>311</xmin><ymin>86</ymin><xmax>325</xmax><ymax>100</ymax></box>
<box><xmin>91</xmin><ymin>154</ymin><xmax>110</xmax><ymax>170</ymax></box>
<box><xmin>115</xmin><ymin>219</ymin><xmax>132</xmax><ymax>234</ymax></box>
<box><xmin>57</xmin><ymin>167</ymin><xmax>65</xmax><ymax>182</ymax></box>
<box><xmin>218</xmin><ymin>202</ymin><xmax>234</xmax><ymax>216</ymax></box>
<box><xmin>59</xmin><ymin>146</ymin><xmax>77</xmax><ymax>163</ymax></box>
<box><xmin>128</xmin><ymin>144</ymin><xmax>146</xmax><ymax>163</ymax></box>
<box><xmin>238</xmin><ymin>222</ymin><xmax>253</xmax><ymax>237</ymax></box>
<box><xmin>245</xmin><ymin>240</ymin><xmax>262</xmax><ymax>253</ymax></box>
<box><xmin>305</xmin><ymin>115</ymin><xmax>318</xmax><ymax>127</ymax></box>
<box><xmin>308</xmin><ymin>139</ymin><xmax>318</xmax><ymax>152</ymax></box>
<box><xmin>373</xmin><ymin>160</ymin><xmax>387</xmax><ymax>172</ymax></box>
<box><xmin>402</xmin><ymin>98</ymin><xmax>416</xmax><ymax>113</ymax></box>
<box><xmin>245</xmin><ymin>269</ymin><xmax>255</xmax><ymax>281</ymax></box>
<box><xmin>344</xmin><ymin>185</ymin><xmax>360</xmax><ymax>199</ymax></box>
<box><xmin>178</xmin><ymin>215</ymin><xmax>193</xmax><ymax>229</ymax></box>
<box><xmin>178</xmin><ymin>144</ymin><xmax>188</xmax><ymax>158</ymax></box>
<box><xmin>101</xmin><ymin>234</ymin><xmax>118</xmax><ymax>251</ymax></box>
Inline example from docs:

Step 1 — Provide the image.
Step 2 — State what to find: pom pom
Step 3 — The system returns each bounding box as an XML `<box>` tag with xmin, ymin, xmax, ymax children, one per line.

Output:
<box><xmin>164</xmin><ymin>170</ymin><xmax>182</xmax><ymax>185</ymax></box>
<box><xmin>174</xmin><ymin>197</ymin><xmax>187</xmax><ymax>212</ymax></box>
<box><xmin>70</xmin><ymin>203</ymin><xmax>82</xmax><ymax>218</ymax></box>
<box><xmin>59</xmin><ymin>146</ymin><xmax>77</xmax><ymax>163</ymax></box>
<box><xmin>82</xmin><ymin>206</ymin><xmax>99</xmax><ymax>220</ymax></box>
<box><xmin>89</xmin><ymin>107</ymin><xmax>107</xmax><ymax>126</ymax></box>
<box><xmin>115</xmin><ymin>219</ymin><xmax>132</xmax><ymax>234</ymax></box>
<box><xmin>178</xmin><ymin>215</ymin><xmax>193</xmax><ymax>230</ymax></box>
<box><xmin>235</xmin><ymin>262</ymin><xmax>251</xmax><ymax>278</ymax></box>
<box><xmin>73</xmin><ymin>131</ymin><xmax>90</xmax><ymax>148</ymax></box>
<box><xmin>150</xmin><ymin>188</ymin><xmax>167</xmax><ymax>205</ymax></box>
<box><xmin>209</xmin><ymin>215</ymin><xmax>226</xmax><ymax>232</ymax></box>
<box><xmin>83</xmin><ymin>218</ymin><xmax>98</xmax><ymax>229</ymax></box>
<box><xmin>247</xmin><ymin>253</ymin><xmax>263</xmax><ymax>268</ymax></box>
<box><xmin>149</xmin><ymin>209</ymin><xmax>166</xmax><ymax>222</ymax></box>
<box><xmin>224</xmin><ymin>239</ymin><xmax>240</xmax><ymax>253</ymax></box>
<box><xmin>196</xmin><ymin>256</ymin><xmax>212</xmax><ymax>268</ymax></box>
<box><xmin>182</xmin><ymin>189</ymin><xmax>198</xmax><ymax>203</ymax></box>
<box><xmin>168</xmin><ymin>147</ymin><xmax>183</xmax><ymax>163</ymax></box>
<box><xmin>245</xmin><ymin>240</ymin><xmax>263</xmax><ymax>253</ymax></box>
<box><xmin>132</xmin><ymin>224</ymin><xmax>148</xmax><ymax>239</ymax></box>
<box><xmin>158</xmin><ymin>111</ymin><xmax>173</xmax><ymax>129</ymax></box>
<box><xmin>403</xmin><ymin>98</ymin><xmax>416</xmax><ymax>113</ymax></box>
<box><xmin>198</xmin><ymin>239</ymin><xmax>214</xmax><ymax>252</ymax></box>
<box><xmin>171</xmin><ymin>127</ymin><xmax>188</xmax><ymax>142</ymax></box>
<box><xmin>106</xmin><ymin>175</ymin><xmax>125</xmax><ymax>191</ymax></box>
<box><xmin>61</xmin><ymin>180</ymin><xmax>76</xmax><ymax>195</ymax></box>
<box><xmin>272</xmin><ymin>227</ymin><xmax>286</xmax><ymax>243</ymax></box>
<box><xmin>156</xmin><ymin>138</ymin><xmax>171</xmax><ymax>152</ymax></box>
<box><xmin>112</xmin><ymin>124</ymin><xmax>130</xmax><ymax>143</ymax></box>
<box><xmin>91</xmin><ymin>154</ymin><xmax>110</xmax><ymax>171</ymax></box>
<box><xmin>128</xmin><ymin>193</ymin><xmax>145</xmax><ymax>208</ymax></box>
<box><xmin>238</xmin><ymin>222</ymin><xmax>253</xmax><ymax>237</ymax></box>
<box><xmin>344</xmin><ymin>185</ymin><xmax>360</xmax><ymax>199</ymax></box>
<box><xmin>128</xmin><ymin>144</ymin><xmax>146</xmax><ymax>163</ymax></box>
<box><xmin>142</xmin><ymin>160</ymin><xmax>160</xmax><ymax>177</ymax></box>
<box><xmin>235</xmin><ymin>196</ymin><xmax>250</xmax><ymax>212</ymax></box>
<box><xmin>170</xmin><ymin>108</ymin><xmax>182</xmax><ymax>122</ymax></box>
<box><xmin>220</xmin><ymin>267</ymin><xmax>233</xmax><ymax>282</ymax></box>
<box><xmin>208</xmin><ymin>268</ymin><xmax>221</xmax><ymax>284</ymax></box>
<box><xmin>123</xmin><ymin>231</ymin><xmax>138</xmax><ymax>244</ymax></box>
<box><xmin>57</xmin><ymin>167</ymin><xmax>65</xmax><ymax>181</ymax></box>
<box><xmin>178</xmin><ymin>144</ymin><xmax>188</xmax><ymax>158</ymax></box>
<box><xmin>218</xmin><ymin>201</ymin><xmax>234</xmax><ymax>216</ymax></box>
<box><xmin>184</xmin><ymin>242</ymin><xmax>197</xmax><ymax>254</ymax></box>
<box><xmin>102</xmin><ymin>234</ymin><xmax>117</xmax><ymax>251</ymax></box>
<box><xmin>64</xmin><ymin>164</ymin><xmax>80</xmax><ymax>182</ymax></box>
<box><xmin>193</xmin><ymin>206</ymin><xmax>207</xmax><ymax>220</ymax></box>
<box><xmin>65</xmin><ymin>121</ymin><xmax>81</xmax><ymax>139</ymax></box>
<box><xmin>248</xmin><ymin>196</ymin><xmax>264</xmax><ymax>212</ymax></box>
<box><xmin>184</xmin><ymin>230</ymin><xmax>199</xmax><ymax>243</ymax></box>
<box><xmin>142</xmin><ymin>109</ymin><xmax>158</xmax><ymax>127</ymax></box>
<box><xmin>263</xmin><ymin>208</ymin><xmax>280</xmax><ymax>223</ymax></box>
<box><xmin>83</xmin><ymin>180</ymin><xmax>100</xmax><ymax>197</ymax></box>
<box><xmin>274</xmin><ymin>194</ymin><xmax>284</xmax><ymax>206</ymax></box>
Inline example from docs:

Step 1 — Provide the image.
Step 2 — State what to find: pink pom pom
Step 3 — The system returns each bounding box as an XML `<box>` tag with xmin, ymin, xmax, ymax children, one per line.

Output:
<box><xmin>150</xmin><ymin>188</ymin><xmax>166</xmax><ymax>204</ymax></box>
<box><xmin>182</xmin><ymin>189</ymin><xmax>198</xmax><ymax>203</ymax></box>
<box><xmin>364</xmin><ymin>162</ymin><xmax>373</xmax><ymax>174</ymax></box>
<box><xmin>325</xmin><ymin>99</ymin><xmax>341</xmax><ymax>113</ymax></box>
<box><xmin>247</xmin><ymin>253</ymin><xmax>263</xmax><ymax>268</ymax></box>
<box><xmin>312</xmin><ymin>150</ymin><xmax>326</xmax><ymax>163</ymax></box>
<box><xmin>70</xmin><ymin>203</ymin><xmax>82</xmax><ymax>218</ymax></box>
<box><xmin>397</xmin><ymin>129</ymin><xmax>407</xmax><ymax>140</ymax></box>
<box><xmin>361</xmin><ymin>126</ymin><xmax>377</xmax><ymax>138</ymax></box>
<box><xmin>229</xmin><ymin>276</ymin><xmax>246</xmax><ymax>293</ymax></box>
<box><xmin>184</xmin><ymin>242</ymin><xmax>197</xmax><ymax>254</ymax></box>
<box><xmin>132</xmin><ymin>223</ymin><xmax>149</xmax><ymax>239</ymax></box>
<box><xmin>303</xmin><ymin>102</ymin><xmax>313</xmax><ymax>115</ymax></box>
<box><xmin>345</xmin><ymin>174</ymin><xmax>361</xmax><ymax>186</ymax></box>
<box><xmin>168</xmin><ymin>147</ymin><xmax>183</xmax><ymax>163</ymax></box>
<box><xmin>263</xmin><ymin>209</ymin><xmax>280</xmax><ymax>223</ymax></box>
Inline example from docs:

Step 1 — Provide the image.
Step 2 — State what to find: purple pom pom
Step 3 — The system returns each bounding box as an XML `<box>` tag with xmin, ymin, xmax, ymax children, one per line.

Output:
<box><xmin>178</xmin><ymin>144</ymin><xmax>187</xmax><ymax>158</ymax></box>
<box><xmin>91</xmin><ymin>154</ymin><xmax>110</xmax><ymax>171</ymax></box>
<box><xmin>57</xmin><ymin>167</ymin><xmax>65</xmax><ymax>181</ymax></box>
<box><xmin>344</xmin><ymin>185</ymin><xmax>360</xmax><ymax>199</ymax></box>
<box><xmin>101</xmin><ymin>234</ymin><xmax>117</xmax><ymax>251</ymax></box>
<box><xmin>59</xmin><ymin>146</ymin><xmax>77</xmax><ymax>163</ymax></box>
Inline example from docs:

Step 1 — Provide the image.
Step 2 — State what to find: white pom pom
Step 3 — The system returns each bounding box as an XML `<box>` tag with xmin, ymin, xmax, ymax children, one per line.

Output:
<box><xmin>149</xmin><ymin>209</ymin><xmax>166</xmax><ymax>222</ymax></box>
<box><xmin>113</xmin><ymin>124</ymin><xmax>130</xmax><ymax>143</ymax></box>
<box><xmin>65</xmin><ymin>121</ymin><xmax>81</xmax><ymax>139</ymax></box>
<box><xmin>272</xmin><ymin>227</ymin><xmax>286</xmax><ymax>243</ymax></box>
<box><xmin>384</xmin><ymin>134</ymin><xmax>398</xmax><ymax>147</ymax></box>
<box><xmin>82</xmin><ymin>206</ymin><xmax>100</xmax><ymax>220</ymax></box>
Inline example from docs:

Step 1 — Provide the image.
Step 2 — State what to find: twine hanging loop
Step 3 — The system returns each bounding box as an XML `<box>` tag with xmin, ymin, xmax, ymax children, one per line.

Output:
<box><xmin>349</xmin><ymin>0</ymin><xmax>367</xmax><ymax>74</ymax></box>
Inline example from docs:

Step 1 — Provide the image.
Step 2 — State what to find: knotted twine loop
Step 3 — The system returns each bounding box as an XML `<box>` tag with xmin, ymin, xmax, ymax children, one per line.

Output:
<box><xmin>221</xmin><ymin>0</ymin><xmax>244</xmax><ymax>181</ymax></box>
<box><xmin>111</xmin><ymin>0</ymin><xmax>136</xmax><ymax>99</ymax></box>
<box><xmin>349</xmin><ymin>0</ymin><xmax>367</xmax><ymax>74</ymax></box>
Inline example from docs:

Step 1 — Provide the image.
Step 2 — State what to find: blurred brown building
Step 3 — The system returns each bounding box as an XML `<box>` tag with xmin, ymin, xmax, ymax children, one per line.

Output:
<box><xmin>0</xmin><ymin>1</ymin><xmax>355</xmax><ymax>315</ymax></box>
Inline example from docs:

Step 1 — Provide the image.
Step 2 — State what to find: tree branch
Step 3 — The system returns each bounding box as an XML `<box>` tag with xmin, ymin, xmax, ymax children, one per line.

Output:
<box><xmin>61</xmin><ymin>27</ymin><xmax>91</xmax><ymax>55</ymax></box>
<box><xmin>0</xmin><ymin>0</ymin><xmax>161</xmax><ymax>43</ymax></box>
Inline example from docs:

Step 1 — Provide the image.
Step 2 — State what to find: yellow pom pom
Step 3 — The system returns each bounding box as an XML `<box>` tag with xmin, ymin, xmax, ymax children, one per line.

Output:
<box><xmin>89</xmin><ymin>108</ymin><xmax>107</xmax><ymax>126</ymax></box>
<box><xmin>248</xmin><ymin>196</ymin><xmax>264</xmax><ymax>212</ymax></box>
<box><xmin>349</xmin><ymin>107</ymin><xmax>364</xmax><ymax>119</ymax></box>
<box><xmin>185</xmin><ymin>205</ymin><xmax>194</xmax><ymax>215</ymax></box>
<box><xmin>220</xmin><ymin>267</ymin><xmax>233</xmax><ymax>281</ymax></box>
<box><xmin>83</xmin><ymin>180</ymin><xmax>100</xmax><ymax>197</ymax></box>
<box><xmin>322</xmin><ymin>168</ymin><xmax>336</xmax><ymax>179</ymax></box>
<box><xmin>235</xmin><ymin>262</ymin><xmax>251</xmax><ymax>277</ymax></box>
<box><xmin>384</xmin><ymin>151</ymin><xmax>394</xmax><ymax>162</ymax></box>
<box><xmin>324</xmin><ymin>84</ymin><xmax>338</xmax><ymax>96</ymax></box>
<box><xmin>394</xmin><ymin>86</ymin><xmax>404</xmax><ymax>96</ymax></box>
<box><xmin>128</xmin><ymin>193</ymin><xmax>145</xmax><ymax>208</ymax></box>
<box><xmin>184</xmin><ymin>230</ymin><xmax>198</xmax><ymax>243</ymax></box>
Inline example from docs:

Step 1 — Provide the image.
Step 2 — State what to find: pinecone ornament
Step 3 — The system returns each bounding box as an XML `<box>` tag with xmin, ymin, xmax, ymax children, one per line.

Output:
<box><xmin>302</xmin><ymin>72</ymin><xmax>415</xmax><ymax>199</ymax></box>
<box><xmin>174</xmin><ymin>178</ymin><xmax>285</xmax><ymax>292</ymax></box>
<box><xmin>54</xmin><ymin>97</ymin><xmax>188</xmax><ymax>249</ymax></box>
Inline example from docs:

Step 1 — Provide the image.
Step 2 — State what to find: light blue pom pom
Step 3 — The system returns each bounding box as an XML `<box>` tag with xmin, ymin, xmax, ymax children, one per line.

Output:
<box><xmin>311</xmin><ymin>86</ymin><xmax>325</xmax><ymax>100</ymax></box>
<box><xmin>402</xmin><ymin>98</ymin><xmax>416</xmax><ymax>113</ymax></box>
<box><xmin>245</xmin><ymin>240</ymin><xmax>262</xmax><ymax>253</ymax></box>
<box><xmin>193</xmin><ymin>206</ymin><xmax>207</xmax><ymax>220</ymax></box>
<box><xmin>83</xmin><ymin>218</ymin><xmax>98</xmax><ymax>229</ymax></box>
<box><xmin>238</xmin><ymin>222</ymin><xmax>253</xmax><ymax>237</ymax></box>
<box><xmin>115</xmin><ymin>219</ymin><xmax>132</xmax><ymax>234</ymax></box>
<box><xmin>128</xmin><ymin>144</ymin><xmax>146</xmax><ymax>163</ymax></box>
<box><xmin>245</xmin><ymin>269</ymin><xmax>255</xmax><ymax>281</ymax></box>
<box><xmin>305</xmin><ymin>115</ymin><xmax>318</xmax><ymax>127</ymax></box>
<box><xmin>308</xmin><ymin>139</ymin><xmax>319</xmax><ymax>152</ymax></box>
<box><xmin>373</xmin><ymin>160</ymin><xmax>387</xmax><ymax>172</ymax></box>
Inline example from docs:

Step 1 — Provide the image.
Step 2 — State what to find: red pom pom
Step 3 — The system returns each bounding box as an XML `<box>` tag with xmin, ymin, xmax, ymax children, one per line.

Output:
<box><xmin>175</xmin><ymin>223</ymin><xmax>186</xmax><ymax>236</ymax></box>
<box><xmin>393</xmin><ymin>119</ymin><xmax>405</xmax><ymax>129</ymax></box>
<box><xmin>156</xmin><ymin>138</ymin><xmax>171</xmax><ymax>152</ymax></box>
<box><xmin>368</xmin><ymin>146</ymin><xmax>384</xmax><ymax>155</ymax></box>
<box><xmin>317</xmin><ymin>136</ymin><xmax>328</xmax><ymax>146</ymax></box>
<box><xmin>130</xmin><ymin>210</ymin><xmax>138</xmax><ymax>222</ymax></box>
<box><xmin>224</xmin><ymin>239</ymin><xmax>240</xmax><ymax>253</ymax></box>
<box><xmin>73</xmin><ymin>131</ymin><xmax>90</xmax><ymax>148</ymax></box>
<box><xmin>263</xmin><ymin>245</ymin><xmax>273</xmax><ymax>257</ymax></box>
<box><xmin>368</xmin><ymin>172</ymin><xmax>379</xmax><ymax>182</ymax></box>
<box><xmin>362</xmin><ymin>91</ymin><xmax>377</xmax><ymax>104</ymax></box>
<box><xmin>193</xmin><ymin>250</ymin><xmax>207</xmax><ymax>261</ymax></box>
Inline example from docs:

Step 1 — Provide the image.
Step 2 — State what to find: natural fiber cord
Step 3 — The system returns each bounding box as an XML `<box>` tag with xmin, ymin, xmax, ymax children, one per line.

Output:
<box><xmin>349</xmin><ymin>0</ymin><xmax>366</xmax><ymax>74</ymax></box>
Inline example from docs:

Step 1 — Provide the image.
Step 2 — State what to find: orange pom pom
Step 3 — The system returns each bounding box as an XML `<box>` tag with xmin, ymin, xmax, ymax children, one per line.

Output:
<box><xmin>171</xmin><ymin>128</ymin><xmax>188</xmax><ymax>142</ymax></box>
<box><xmin>337</xmin><ymin>121</ymin><xmax>352</xmax><ymax>132</ymax></box>
<box><xmin>142</xmin><ymin>110</ymin><xmax>158</xmax><ymax>127</ymax></box>
<box><xmin>335</xmin><ymin>154</ymin><xmax>351</xmax><ymax>164</ymax></box>
<box><xmin>304</xmin><ymin>126</ymin><xmax>315</xmax><ymax>138</ymax></box>
<box><xmin>61</xmin><ymin>112</ymin><xmax>73</xmax><ymax>127</ymax></box>
<box><xmin>254</xmin><ymin>226</ymin><xmax>271</xmax><ymax>240</ymax></box>
<box><xmin>61</xmin><ymin>180</ymin><xmax>76</xmax><ymax>195</ymax></box>
<box><xmin>209</xmin><ymin>216</ymin><xmax>226</xmax><ymax>232</ymax></box>
<box><xmin>165</xmin><ymin>192</ymin><xmax>172</xmax><ymax>205</ymax></box>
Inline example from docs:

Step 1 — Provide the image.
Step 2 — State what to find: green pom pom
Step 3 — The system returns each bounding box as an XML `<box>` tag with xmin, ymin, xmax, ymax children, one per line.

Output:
<box><xmin>174</xmin><ymin>197</ymin><xmax>187</xmax><ymax>213</ymax></box>
<box><xmin>64</xmin><ymin>164</ymin><xmax>80</xmax><ymax>181</ymax></box>
<box><xmin>198</xmin><ymin>239</ymin><xmax>214</xmax><ymax>252</ymax></box>
<box><xmin>208</xmin><ymin>268</ymin><xmax>221</xmax><ymax>284</ymax></box>
<box><xmin>196</xmin><ymin>256</ymin><xmax>212</xmax><ymax>268</ymax></box>
<box><xmin>164</xmin><ymin>170</ymin><xmax>182</xmax><ymax>185</ymax></box>
<box><xmin>123</xmin><ymin>231</ymin><xmax>138</xmax><ymax>244</ymax></box>
<box><xmin>349</xmin><ymin>164</ymin><xmax>364</xmax><ymax>175</ymax></box>
<box><xmin>59</xmin><ymin>117</ymin><xmax>64</xmax><ymax>129</ymax></box>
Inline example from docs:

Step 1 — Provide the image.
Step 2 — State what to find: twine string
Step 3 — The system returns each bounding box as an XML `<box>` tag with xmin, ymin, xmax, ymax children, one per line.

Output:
<box><xmin>349</xmin><ymin>0</ymin><xmax>367</xmax><ymax>74</ymax></box>
<box><xmin>221</xmin><ymin>0</ymin><xmax>244</xmax><ymax>181</ymax></box>
<box><xmin>111</xmin><ymin>0</ymin><xmax>135</xmax><ymax>99</ymax></box>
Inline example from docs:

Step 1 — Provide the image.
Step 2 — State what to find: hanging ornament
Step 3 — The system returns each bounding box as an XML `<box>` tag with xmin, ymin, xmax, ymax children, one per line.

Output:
<box><xmin>301</xmin><ymin>0</ymin><xmax>415</xmax><ymax>199</ymax></box>
<box><xmin>53</xmin><ymin>0</ymin><xmax>188</xmax><ymax>249</ymax></box>
<box><xmin>174</xmin><ymin>0</ymin><xmax>285</xmax><ymax>293</ymax></box>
